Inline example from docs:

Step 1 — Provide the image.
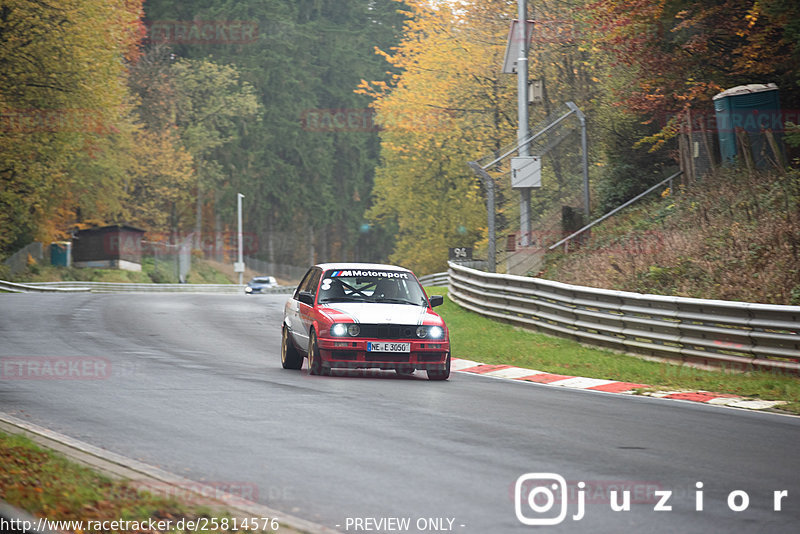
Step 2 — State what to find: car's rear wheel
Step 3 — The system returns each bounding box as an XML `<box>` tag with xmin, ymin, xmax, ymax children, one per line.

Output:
<box><xmin>281</xmin><ymin>326</ymin><xmax>303</xmax><ymax>370</ymax></box>
<box><xmin>307</xmin><ymin>331</ymin><xmax>330</xmax><ymax>376</ymax></box>
<box><xmin>426</xmin><ymin>353</ymin><xmax>450</xmax><ymax>381</ymax></box>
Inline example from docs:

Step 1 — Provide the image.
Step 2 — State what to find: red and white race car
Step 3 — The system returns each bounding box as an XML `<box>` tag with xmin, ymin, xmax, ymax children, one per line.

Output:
<box><xmin>281</xmin><ymin>263</ymin><xmax>451</xmax><ymax>380</ymax></box>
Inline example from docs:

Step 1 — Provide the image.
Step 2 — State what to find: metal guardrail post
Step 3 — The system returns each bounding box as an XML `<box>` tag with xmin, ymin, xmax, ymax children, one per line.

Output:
<box><xmin>468</xmin><ymin>162</ymin><xmax>496</xmax><ymax>273</ymax></box>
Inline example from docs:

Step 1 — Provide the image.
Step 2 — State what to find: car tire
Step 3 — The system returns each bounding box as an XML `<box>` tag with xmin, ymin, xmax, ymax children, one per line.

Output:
<box><xmin>426</xmin><ymin>353</ymin><xmax>450</xmax><ymax>381</ymax></box>
<box><xmin>281</xmin><ymin>326</ymin><xmax>303</xmax><ymax>370</ymax></box>
<box><xmin>307</xmin><ymin>331</ymin><xmax>330</xmax><ymax>376</ymax></box>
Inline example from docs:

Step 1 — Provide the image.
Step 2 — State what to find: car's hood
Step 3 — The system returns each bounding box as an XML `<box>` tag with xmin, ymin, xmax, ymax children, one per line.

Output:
<box><xmin>320</xmin><ymin>302</ymin><xmax>437</xmax><ymax>325</ymax></box>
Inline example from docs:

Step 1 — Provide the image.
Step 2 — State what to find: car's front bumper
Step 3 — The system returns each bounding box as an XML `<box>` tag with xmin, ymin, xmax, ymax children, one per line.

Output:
<box><xmin>317</xmin><ymin>337</ymin><xmax>449</xmax><ymax>370</ymax></box>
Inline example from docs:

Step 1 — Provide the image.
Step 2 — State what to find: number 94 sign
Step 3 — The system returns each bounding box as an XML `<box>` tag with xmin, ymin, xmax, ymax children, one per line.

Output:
<box><xmin>449</xmin><ymin>247</ymin><xmax>472</xmax><ymax>261</ymax></box>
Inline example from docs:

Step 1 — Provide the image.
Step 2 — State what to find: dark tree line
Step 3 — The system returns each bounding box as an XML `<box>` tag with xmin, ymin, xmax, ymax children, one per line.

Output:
<box><xmin>142</xmin><ymin>0</ymin><xmax>409</xmax><ymax>265</ymax></box>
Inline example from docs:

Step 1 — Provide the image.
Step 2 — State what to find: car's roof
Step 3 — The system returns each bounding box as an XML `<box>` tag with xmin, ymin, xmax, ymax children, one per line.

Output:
<box><xmin>315</xmin><ymin>262</ymin><xmax>412</xmax><ymax>273</ymax></box>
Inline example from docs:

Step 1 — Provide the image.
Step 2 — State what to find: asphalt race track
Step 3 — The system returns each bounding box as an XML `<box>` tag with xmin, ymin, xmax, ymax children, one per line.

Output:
<box><xmin>1</xmin><ymin>293</ymin><xmax>799</xmax><ymax>533</ymax></box>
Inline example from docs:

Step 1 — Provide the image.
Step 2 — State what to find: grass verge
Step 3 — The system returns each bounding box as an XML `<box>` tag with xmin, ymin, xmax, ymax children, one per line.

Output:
<box><xmin>427</xmin><ymin>287</ymin><xmax>800</xmax><ymax>414</ymax></box>
<box><xmin>0</xmin><ymin>431</ymin><xmax>275</xmax><ymax>533</ymax></box>
<box><xmin>5</xmin><ymin>258</ymin><xmax>237</xmax><ymax>285</ymax></box>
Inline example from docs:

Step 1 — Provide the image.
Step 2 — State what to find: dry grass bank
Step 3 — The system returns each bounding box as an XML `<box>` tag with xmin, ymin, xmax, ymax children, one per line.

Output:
<box><xmin>542</xmin><ymin>168</ymin><xmax>800</xmax><ymax>305</ymax></box>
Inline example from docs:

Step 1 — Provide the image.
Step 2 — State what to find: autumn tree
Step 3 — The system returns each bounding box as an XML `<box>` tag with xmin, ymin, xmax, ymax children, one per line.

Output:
<box><xmin>144</xmin><ymin>55</ymin><xmax>259</xmax><ymax>245</ymax></box>
<box><xmin>589</xmin><ymin>0</ymin><xmax>800</xmax><ymax>145</ymax></box>
<box><xmin>141</xmin><ymin>0</ymin><xmax>409</xmax><ymax>266</ymax></box>
<box><xmin>0</xmin><ymin>0</ymin><xmax>144</xmax><ymax>254</ymax></box>
<box><xmin>355</xmin><ymin>0</ymin><xmax>528</xmax><ymax>273</ymax></box>
<box><xmin>123</xmin><ymin>126</ymin><xmax>195</xmax><ymax>234</ymax></box>
<box><xmin>360</xmin><ymin>0</ymin><xmax>604</xmax><ymax>273</ymax></box>
<box><xmin>579</xmin><ymin>0</ymin><xmax>800</xmax><ymax>210</ymax></box>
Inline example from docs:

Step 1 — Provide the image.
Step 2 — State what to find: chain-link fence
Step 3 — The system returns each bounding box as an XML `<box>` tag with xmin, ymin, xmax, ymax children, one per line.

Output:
<box><xmin>470</xmin><ymin>103</ymin><xmax>590</xmax><ymax>275</ymax></box>
<box><xmin>142</xmin><ymin>233</ymin><xmax>192</xmax><ymax>283</ymax></box>
<box><xmin>243</xmin><ymin>256</ymin><xmax>306</xmax><ymax>284</ymax></box>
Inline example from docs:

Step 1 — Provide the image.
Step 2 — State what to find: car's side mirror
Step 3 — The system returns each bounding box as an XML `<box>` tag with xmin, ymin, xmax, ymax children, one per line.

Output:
<box><xmin>298</xmin><ymin>291</ymin><xmax>315</xmax><ymax>306</ymax></box>
<box><xmin>429</xmin><ymin>295</ymin><xmax>444</xmax><ymax>308</ymax></box>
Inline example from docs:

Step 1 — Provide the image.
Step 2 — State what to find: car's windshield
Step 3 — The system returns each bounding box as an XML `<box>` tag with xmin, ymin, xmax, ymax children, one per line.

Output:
<box><xmin>318</xmin><ymin>269</ymin><xmax>428</xmax><ymax>306</ymax></box>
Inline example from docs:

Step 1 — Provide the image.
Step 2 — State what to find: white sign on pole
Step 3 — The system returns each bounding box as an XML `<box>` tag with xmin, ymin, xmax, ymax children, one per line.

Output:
<box><xmin>511</xmin><ymin>156</ymin><xmax>542</xmax><ymax>188</ymax></box>
<box><xmin>501</xmin><ymin>19</ymin><xmax>534</xmax><ymax>74</ymax></box>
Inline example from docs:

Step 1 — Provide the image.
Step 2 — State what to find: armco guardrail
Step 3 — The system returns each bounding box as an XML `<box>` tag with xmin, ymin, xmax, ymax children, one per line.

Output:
<box><xmin>2</xmin><ymin>280</ymin><xmax>295</xmax><ymax>295</ymax></box>
<box><xmin>419</xmin><ymin>272</ymin><xmax>449</xmax><ymax>287</ymax></box>
<box><xmin>447</xmin><ymin>262</ymin><xmax>800</xmax><ymax>373</ymax></box>
<box><xmin>0</xmin><ymin>280</ymin><xmax>90</xmax><ymax>293</ymax></box>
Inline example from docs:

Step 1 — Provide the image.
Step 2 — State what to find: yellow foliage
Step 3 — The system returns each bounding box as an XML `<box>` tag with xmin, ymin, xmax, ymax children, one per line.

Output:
<box><xmin>361</xmin><ymin>0</ymin><xmax>601</xmax><ymax>273</ymax></box>
<box><xmin>0</xmin><ymin>0</ymin><xmax>145</xmax><ymax>250</ymax></box>
<box><xmin>125</xmin><ymin>126</ymin><xmax>195</xmax><ymax>233</ymax></box>
<box><xmin>358</xmin><ymin>0</ymin><xmax>516</xmax><ymax>273</ymax></box>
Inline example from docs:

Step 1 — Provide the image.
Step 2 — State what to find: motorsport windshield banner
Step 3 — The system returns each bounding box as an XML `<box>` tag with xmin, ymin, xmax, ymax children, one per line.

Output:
<box><xmin>327</xmin><ymin>269</ymin><xmax>409</xmax><ymax>279</ymax></box>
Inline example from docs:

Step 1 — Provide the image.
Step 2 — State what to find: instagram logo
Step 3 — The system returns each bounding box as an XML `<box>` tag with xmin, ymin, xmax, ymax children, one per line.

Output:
<box><xmin>515</xmin><ymin>473</ymin><xmax>584</xmax><ymax>525</ymax></box>
<box><xmin>514</xmin><ymin>473</ymin><xmax>789</xmax><ymax>524</ymax></box>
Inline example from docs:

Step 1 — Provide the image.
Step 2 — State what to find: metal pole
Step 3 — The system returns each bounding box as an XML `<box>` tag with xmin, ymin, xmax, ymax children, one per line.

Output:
<box><xmin>468</xmin><ymin>162</ymin><xmax>496</xmax><ymax>273</ymax></box>
<box><xmin>517</xmin><ymin>0</ymin><xmax>531</xmax><ymax>247</ymax></box>
<box><xmin>486</xmin><ymin>177</ymin><xmax>496</xmax><ymax>274</ymax></box>
<box><xmin>237</xmin><ymin>193</ymin><xmax>244</xmax><ymax>285</ymax></box>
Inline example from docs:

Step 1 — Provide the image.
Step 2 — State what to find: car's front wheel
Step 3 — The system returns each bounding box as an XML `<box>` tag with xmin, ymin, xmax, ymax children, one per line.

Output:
<box><xmin>426</xmin><ymin>353</ymin><xmax>450</xmax><ymax>381</ymax></box>
<box><xmin>307</xmin><ymin>331</ymin><xmax>330</xmax><ymax>376</ymax></box>
<box><xmin>281</xmin><ymin>326</ymin><xmax>303</xmax><ymax>370</ymax></box>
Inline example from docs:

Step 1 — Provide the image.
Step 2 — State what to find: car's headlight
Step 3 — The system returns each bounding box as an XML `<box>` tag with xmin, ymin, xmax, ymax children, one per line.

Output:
<box><xmin>245</xmin><ymin>286</ymin><xmax>252</xmax><ymax>293</ymax></box>
<box><xmin>331</xmin><ymin>323</ymin><xmax>360</xmax><ymax>337</ymax></box>
<box><xmin>417</xmin><ymin>326</ymin><xmax>444</xmax><ymax>339</ymax></box>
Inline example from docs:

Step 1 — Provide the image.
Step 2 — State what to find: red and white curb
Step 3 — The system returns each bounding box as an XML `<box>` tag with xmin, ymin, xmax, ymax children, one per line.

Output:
<box><xmin>451</xmin><ymin>358</ymin><xmax>787</xmax><ymax>412</ymax></box>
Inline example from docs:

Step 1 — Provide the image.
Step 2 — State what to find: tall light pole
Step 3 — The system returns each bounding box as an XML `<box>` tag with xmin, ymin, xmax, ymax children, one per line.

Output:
<box><xmin>517</xmin><ymin>0</ymin><xmax>531</xmax><ymax>246</ymax></box>
<box><xmin>236</xmin><ymin>193</ymin><xmax>245</xmax><ymax>285</ymax></box>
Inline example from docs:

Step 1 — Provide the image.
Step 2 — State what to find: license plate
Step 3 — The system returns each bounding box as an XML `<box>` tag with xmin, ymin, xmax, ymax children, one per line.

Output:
<box><xmin>367</xmin><ymin>342</ymin><xmax>410</xmax><ymax>353</ymax></box>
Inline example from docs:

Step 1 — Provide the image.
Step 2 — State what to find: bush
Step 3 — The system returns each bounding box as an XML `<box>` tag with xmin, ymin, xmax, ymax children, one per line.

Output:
<box><xmin>147</xmin><ymin>263</ymin><xmax>178</xmax><ymax>284</ymax></box>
